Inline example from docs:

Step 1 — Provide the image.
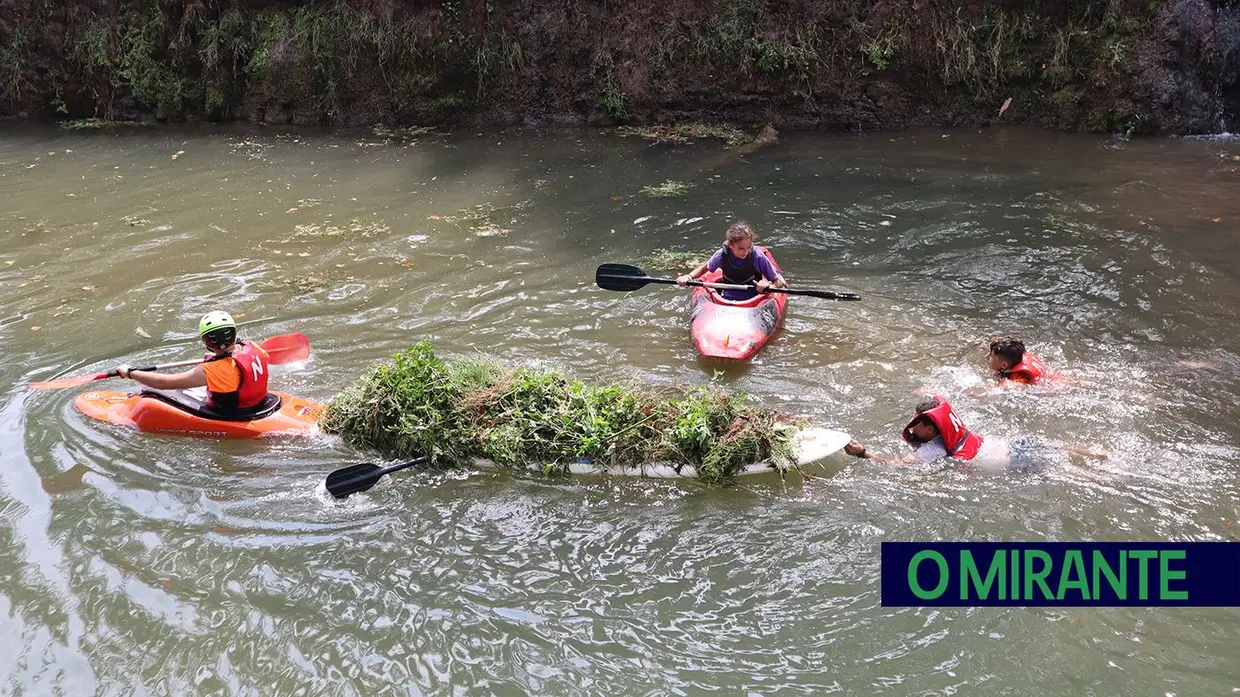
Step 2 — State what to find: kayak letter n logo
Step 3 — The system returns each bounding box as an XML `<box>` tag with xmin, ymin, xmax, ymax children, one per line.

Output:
<box><xmin>251</xmin><ymin>361</ymin><xmax>264</xmax><ymax>382</ymax></box>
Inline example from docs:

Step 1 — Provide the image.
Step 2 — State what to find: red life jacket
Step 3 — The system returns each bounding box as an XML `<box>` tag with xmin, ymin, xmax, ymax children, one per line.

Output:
<box><xmin>999</xmin><ymin>353</ymin><xmax>1049</xmax><ymax>385</ymax></box>
<box><xmin>902</xmin><ymin>396</ymin><xmax>983</xmax><ymax>461</ymax></box>
<box><xmin>206</xmin><ymin>341</ymin><xmax>270</xmax><ymax>410</ymax></box>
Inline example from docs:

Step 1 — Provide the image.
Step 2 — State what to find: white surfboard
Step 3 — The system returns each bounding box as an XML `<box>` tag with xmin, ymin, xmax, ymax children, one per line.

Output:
<box><xmin>471</xmin><ymin>427</ymin><xmax>852</xmax><ymax>479</ymax></box>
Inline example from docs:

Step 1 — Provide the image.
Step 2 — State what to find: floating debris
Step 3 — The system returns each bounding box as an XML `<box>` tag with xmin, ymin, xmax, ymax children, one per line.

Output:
<box><xmin>640</xmin><ymin>180</ymin><xmax>694</xmax><ymax>198</ymax></box>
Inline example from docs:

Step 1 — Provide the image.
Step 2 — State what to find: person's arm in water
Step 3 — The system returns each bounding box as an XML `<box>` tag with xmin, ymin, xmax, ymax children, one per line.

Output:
<box><xmin>844</xmin><ymin>435</ymin><xmax>955</xmax><ymax>466</ymax></box>
<box><xmin>115</xmin><ymin>364</ymin><xmax>208</xmax><ymax>390</ymax></box>
<box><xmin>843</xmin><ymin>440</ymin><xmax>916</xmax><ymax>466</ymax></box>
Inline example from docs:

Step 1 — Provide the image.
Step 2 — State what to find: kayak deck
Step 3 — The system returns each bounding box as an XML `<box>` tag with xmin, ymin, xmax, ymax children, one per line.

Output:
<box><xmin>689</xmin><ymin>245</ymin><xmax>789</xmax><ymax>360</ymax></box>
<box><xmin>74</xmin><ymin>389</ymin><xmax>324</xmax><ymax>439</ymax></box>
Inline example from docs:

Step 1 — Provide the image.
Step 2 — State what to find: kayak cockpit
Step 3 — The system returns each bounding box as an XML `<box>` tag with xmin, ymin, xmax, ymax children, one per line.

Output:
<box><xmin>139</xmin><ymin>389</ymin><xmax>284</xmax><ymax>422</ymax></box>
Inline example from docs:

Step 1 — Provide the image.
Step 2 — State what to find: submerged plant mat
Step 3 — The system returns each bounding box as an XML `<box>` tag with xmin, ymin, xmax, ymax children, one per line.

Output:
<box><xmin>323</xmin><ymin>342</ymin><xmax>801</xmax><ymax>483</ymax></box>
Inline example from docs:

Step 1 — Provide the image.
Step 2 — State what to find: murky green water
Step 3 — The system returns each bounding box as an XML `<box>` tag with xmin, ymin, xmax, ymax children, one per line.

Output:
<box><xmin>2</xmin><ymin>122</ymin><xmax>1238</xmax><ymax>695</ymax></box>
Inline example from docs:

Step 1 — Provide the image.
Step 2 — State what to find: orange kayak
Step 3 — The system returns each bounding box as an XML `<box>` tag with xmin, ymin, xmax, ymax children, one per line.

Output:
<box><xmin>689</xmin><ymin>245</ymin><xmax>789</xmax><ymax>360</ymax></box>
<box><xmin>74</xmin><ymin>389</ymin><xmax>324</xmax><ymax>439</ymax></box>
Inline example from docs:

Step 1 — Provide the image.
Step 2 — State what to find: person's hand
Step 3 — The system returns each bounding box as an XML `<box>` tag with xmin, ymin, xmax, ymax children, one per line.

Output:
<box><xmin>844</xmin><ymin>440</ymin><xmax>868</xmax><ymax>458</ymax></box>
<box><xmin>115</xmin><ymin>364</ymin><xmax>133</xmax><ymax>379</ymax></box>
<box><xmin>675</xmin><ymin>274</ymin><xmax>692</xmax><ymax>286</ymax></box>
<box><xmin>756</xmin><ymin>279</ymin><xmax>772</xmax><ymax>293</ymax></box>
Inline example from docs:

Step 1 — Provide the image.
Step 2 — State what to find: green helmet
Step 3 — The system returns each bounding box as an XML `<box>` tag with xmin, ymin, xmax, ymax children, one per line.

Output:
<box><xmin>199</xmin><ymin>311</ymin><xmax>236</xmax><ymax>336</ymax></box>
<box><xmin>198</xmin><ymin>311</ymin><xmax>238</xmax><ymax>348</ymax></box>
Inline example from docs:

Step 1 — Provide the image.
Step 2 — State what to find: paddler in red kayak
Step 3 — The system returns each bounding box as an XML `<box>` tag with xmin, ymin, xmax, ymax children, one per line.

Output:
<box><xmin>114</xmin><ymin>311</ymin><xmax>271</xmax><ymax>414</ymax></box>
<box><xmin>675</xmin><ymin>221</ymin><xmax>788</xmax><ymax>300</ymax></box>
<box><xmin>842</xmin><ymin>395</ymin><xmax>1107</xmax><ymax>471</ymax></box>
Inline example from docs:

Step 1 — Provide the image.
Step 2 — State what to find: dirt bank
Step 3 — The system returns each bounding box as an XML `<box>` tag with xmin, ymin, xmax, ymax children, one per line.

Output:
<box><xmin>1</xmin><ymin>0</ymin><xmax>1238</xmax><ymax>135</ymax></box>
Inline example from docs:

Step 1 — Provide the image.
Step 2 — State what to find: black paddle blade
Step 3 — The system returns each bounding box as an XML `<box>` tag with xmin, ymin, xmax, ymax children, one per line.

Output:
<box><xmin>595</xmin><ymin>263</ymin><xmax>651</xmax><ymax>292</ymax></box>
<box><xmin>325</xmin><ymin>463</ymin><xmax>385</xmax><ymax>499</ymax></box>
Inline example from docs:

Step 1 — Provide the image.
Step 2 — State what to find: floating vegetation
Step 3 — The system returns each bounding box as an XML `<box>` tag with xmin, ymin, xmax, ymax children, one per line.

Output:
<box><xmin>372</xmin><ymin>124</ymin><xmax>437</xmax><ymax>139</ymax></box>
<box><xmin>290</xmin><ymin>218</ymin><xmax>390</xmax><ymax>240</ymax></box>
<box><xmin>322</xmin><ymin>342</ymin><xmax>801</xmax><ymax>483</ymax></box>
<box><xmin>1113</xmin><ymin>179</ymin><xmax>1163</xmax><ymax>193</ymax></box>
<box><xmin>261</xmin><ymin>272</ymin><xmax>353</xmax><ymax>295</ymax></box>
<box><xmin>434</xmin><ymin>200</ymin><xmax>531</xmax><ymax>237</ymax></box>
<box><xmin>472</xmin><ymin>223</ymin><xmax>510</xmax><ymax>238</ymax></box>
<box><xmin>20</xmin><ymin>219</ymin><xmax>48</xmax><ymax>235</ymax></box>
<box><xmin>58</xmin><ymin>118</ymin><xmax>152</xmax><ymax>130</ymax></box>
<box><xmin>617</xmin><ymin>123</ymin><xmax>756</xmax><ymax>148</ymax></box>
<box><xmin>121</xmin><ymin>215</ymin><xmax>151</xmax><ymax>227</ymax></box>
<box><xmin>644</xmin><ymin>249</ymin><xmax>703</xmax><ymax>272</ymax></box>
<box><xmin>640</xmin><ymin>180</ymin><xmax>694</xmax><ymax>197</ymax></box>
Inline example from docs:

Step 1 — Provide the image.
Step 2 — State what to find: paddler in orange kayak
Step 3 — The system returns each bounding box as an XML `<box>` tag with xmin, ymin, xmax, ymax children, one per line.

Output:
<box><xmin>675</xmin><ymin>221</ymin><xmax>788</xmax><ymax>300</ymax></box>
<box><xmin>114</xmin><ymin>311</ymin><xmax>272</xmax><ymax>415</ymax></box>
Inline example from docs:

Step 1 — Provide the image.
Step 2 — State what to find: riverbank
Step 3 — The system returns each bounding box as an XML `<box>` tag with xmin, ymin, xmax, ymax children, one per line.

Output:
<box><xmin>2</xmin><ymin>0</ymin><xmax>1238</xmax><ymax>136</ymax></box>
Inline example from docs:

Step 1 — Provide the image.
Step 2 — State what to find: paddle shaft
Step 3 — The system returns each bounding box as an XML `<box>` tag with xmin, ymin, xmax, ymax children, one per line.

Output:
<box><xmin>80</xmin><ymin>358</ymin><xmax>228</xmax><ymax>385</ymax></box>
<box><xmin>126</xmin><ymin>358</ymin><xmax>209</xmax><ymax>375</ymax></box>
<box><xmin>373</xmin><ymin>458</ymin><xmax>426</xmax><ymax>479</ymax></box>
<box><xmin>29</xmin><ymin>333</ymin><xmax>311</xmax><ymax>390</ymax></box>
<box><xmin>599</xmin><ymin>272</ymin><xmax>860</xmax><ymax>301</ymax></box>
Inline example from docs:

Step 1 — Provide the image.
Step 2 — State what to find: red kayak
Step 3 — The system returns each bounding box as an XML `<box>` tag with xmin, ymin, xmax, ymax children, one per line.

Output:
<box><xmin>688</xmin><ymin>245</ymin><xmax>789</xmax><ymax>360</ymax></box>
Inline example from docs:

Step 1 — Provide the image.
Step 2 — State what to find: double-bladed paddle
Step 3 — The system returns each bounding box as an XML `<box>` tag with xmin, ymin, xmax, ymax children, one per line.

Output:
<box><xmin>595</xmin><ymin>263</ymin><xmax>862</xmax><ymax>301</ymax></box>
<box><xmin>28</xmin><ymin>332</ymin><xmax>312</xmax><ymax>390</ymax></box>
<box><xmin>325</xmin><ymin>456</ymin><xmax>430</xmax><ymax>499</ymax></box>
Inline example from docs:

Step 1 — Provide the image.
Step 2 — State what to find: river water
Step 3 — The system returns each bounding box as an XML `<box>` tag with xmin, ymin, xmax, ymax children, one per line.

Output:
<box><xmin>1</xmin><ymin>122</ymin><xmax>1238</xmax><ymax>695</ymax></box>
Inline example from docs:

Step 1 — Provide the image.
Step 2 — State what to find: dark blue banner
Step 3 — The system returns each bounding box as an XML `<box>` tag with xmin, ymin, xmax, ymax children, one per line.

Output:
<box><xmin>881</xmin><ymin>542</ymin><xmax>1240</xmax><ymax>607</ymax></box>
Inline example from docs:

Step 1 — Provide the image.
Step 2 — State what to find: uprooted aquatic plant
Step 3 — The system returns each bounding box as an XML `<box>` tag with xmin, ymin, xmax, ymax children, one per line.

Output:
<box><xmin>322</xmin><ymin>341</ymin><xmax>801</xmax><ymax>483</ymax></box>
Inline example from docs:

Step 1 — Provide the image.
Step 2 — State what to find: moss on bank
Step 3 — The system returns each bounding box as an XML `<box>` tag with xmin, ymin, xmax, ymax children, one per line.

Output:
<box><xmin>0</xmin><ymin>0</ymin><xmax>1227</xmax><ymax>135</ymax></box>
<box><xmin>321</xmin><ymin>342</ymin><xmax>801</xmax><ymax>482</ymax></box>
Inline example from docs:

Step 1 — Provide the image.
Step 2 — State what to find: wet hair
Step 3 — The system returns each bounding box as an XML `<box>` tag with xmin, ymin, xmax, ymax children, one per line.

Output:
<box><xmin>989</xmin><ymin>338</ymin><xmax>1026</xmax><ymax>363</ymax></box>
<box><xmin>901</xmin><ymin>397</ymin><xmax>941</xmax><ymax>443</ymax></box>
<box><xmin>725</xmin><ymin>220</ymin><xmax>757</xmax><ymax>245</ymax></box>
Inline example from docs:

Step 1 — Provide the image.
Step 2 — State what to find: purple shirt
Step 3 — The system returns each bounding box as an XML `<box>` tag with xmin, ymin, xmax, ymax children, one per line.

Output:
<box><xmin>707</xmin><ymin>248</ymin><xmax>780</xmax><ymax>300</ymax></box>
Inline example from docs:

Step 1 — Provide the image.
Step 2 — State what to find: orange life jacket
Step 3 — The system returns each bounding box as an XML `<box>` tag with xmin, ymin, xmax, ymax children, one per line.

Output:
<box><xmin>999</xmin><ymin>353</ymin><xmax>1049</xmax><ymax>385</ymax></box>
